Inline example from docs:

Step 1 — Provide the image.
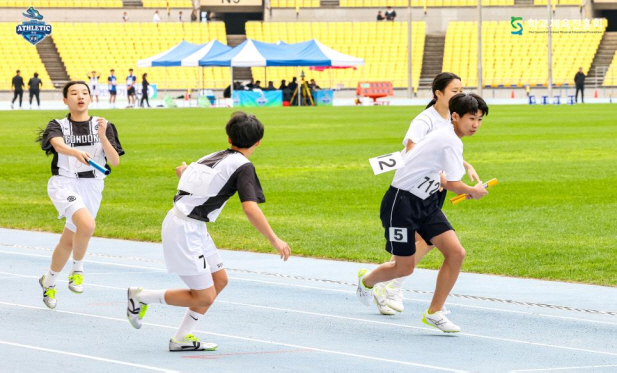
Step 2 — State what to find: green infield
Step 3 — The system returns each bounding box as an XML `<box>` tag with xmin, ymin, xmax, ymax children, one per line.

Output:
<box><xmin>1</xmin><ymin>105</ymin><xmax>615</xmax><ymax>286</ymax></box>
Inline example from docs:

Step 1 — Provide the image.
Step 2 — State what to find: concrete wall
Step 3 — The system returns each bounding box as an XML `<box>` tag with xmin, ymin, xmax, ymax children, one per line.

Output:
<box><xmin>0</xmin><ymin>8</ymin><xmax>194</xmax><ymax>22</ymax></box>
<box><xmin>267</xmin><ymin>7</ymin><xmax>585</xmax><ymax>34</ymax></box>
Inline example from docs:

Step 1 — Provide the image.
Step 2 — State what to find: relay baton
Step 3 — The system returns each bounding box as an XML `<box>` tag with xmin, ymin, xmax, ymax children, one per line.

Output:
<box><xmin>88</xmin><ymin>159</ymin><xmax>111</xmax><ymax>175</ymax></box>
<box><xmin>450</xmin><ymin>178</ymin><xmax>498</xmax><ymax>205</ymax></box>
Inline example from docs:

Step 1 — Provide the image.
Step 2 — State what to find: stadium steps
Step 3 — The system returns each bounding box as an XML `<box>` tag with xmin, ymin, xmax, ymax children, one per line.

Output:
<box><xmin>227</xmin><ymin>34</ymin><xmax>253</xmax><ymax>82</ymax></box>
<box><xmin>123</xmin><ymin>0</ymin><xmax>144</xmax><ymax>6</ymax></box>
<box><xmin>588</xmin><ymin>31</ymin><xmax>617</xmax><ymax>87</ymax></box>
<box><xmin>419</xmin><ymin>34</ymin><xmax>445</xmax><ymax>87</ymax></box>
<box><xmin>320</xmin><ymin>0</ymin><xmax>339</xmax><ymax>7</ymax></box>
<box><xmin>36</xmin><ymin>37</ymin><xmax>70</xmax><ymax>88</ymax></box>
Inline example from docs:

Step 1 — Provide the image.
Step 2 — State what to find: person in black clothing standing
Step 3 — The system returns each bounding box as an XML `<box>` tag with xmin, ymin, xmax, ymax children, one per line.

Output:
<box><xmin>574</xmin><ymin>67</ymin><xmax>585</xmax><ymax>104</ymax></box>
<box><xmin>377</xmin><ymin>11</ymin><xmax>385</xmax><ymax>21</ymax></box>
<box><xmin>11</xmin><ymin>70</ymin><xmax>25</xmax><ymax>109</ymax></box>
<box><xmin>140</xmin><ymin>73</ymin><xmax>150</xmax><ymax>108</ymax></box>
<box><xmin>385</xmin><ymin>6</ymin><xmax>396</xmax><ymax>21</ymax></box>
<box><xmin>28</xmin><ymin>72</ymin><xmax>43</xmax><ymax>109</ymax></box>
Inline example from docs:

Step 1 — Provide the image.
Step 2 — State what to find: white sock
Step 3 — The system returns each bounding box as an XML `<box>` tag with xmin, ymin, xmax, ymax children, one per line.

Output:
<box><xmin>44</xmin><ymin>269</ymin><xmax>58</xmax><ymax>287</ymax></box>
<box><xmin>71</xmin><ymin>260</ymin><xmax>84</xmax><ymax>273</ymax></box>
<box><xmin>174</xmin><ymin>310</ymin><xmax>203</xmax><ymax>341</ymax></box>
<box><xmin>389</xmin><ymin>276</ymin><xmax>407</xmax><ymax>289</ymax></box>
<box><xmin>137</xmin><ymin>289</ymin><xmax>167</xmax><ymax>305</ymax></box>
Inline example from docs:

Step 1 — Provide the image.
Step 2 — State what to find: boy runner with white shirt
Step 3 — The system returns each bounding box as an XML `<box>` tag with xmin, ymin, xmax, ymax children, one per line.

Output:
<box><xmin>126</xmin><ymin>112</ymin><xmax>291</xmax><ymax>351</ymax></box>
<box><xmin>357</xmin><ymin>93</ymin><xmax>489</xmax><ymax>332</ymax></box>
<box><xmin>372</xmin><ymin>73</ymin><xmax>481</xmax><ymax>315</ymax></box>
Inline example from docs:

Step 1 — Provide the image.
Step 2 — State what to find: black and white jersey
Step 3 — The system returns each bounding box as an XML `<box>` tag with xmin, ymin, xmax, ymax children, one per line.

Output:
<box><xmin>40</xmin><ymin>115</ymin><xmax>124</xmax><ymax>179</ymax></box>
<box><xmin>173</xmin><ymin>149</ymin><xmax>265</xmax><ymax>223</ymax></box>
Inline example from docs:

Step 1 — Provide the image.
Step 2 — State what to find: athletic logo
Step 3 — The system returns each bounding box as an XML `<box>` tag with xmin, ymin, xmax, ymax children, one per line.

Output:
<box><xmin>16</xmin><ymin>7</ymin><xmax>52</xmax><ymax>45</ymax></box>
<box><xmin>511</xmin><ymin>16</ymin><xmax>523</xmax><ymax>36</ymax></box>
<box><xmin>190</xmin><ymin>315</ymin><xmax>198</xmax><ymax>321</ymax></box>
<box><xmin>217</xmin><ymin>262</ymin><xmax>224</xmax><ymax>268</ymax></box>
<box><xmin>67</xmin><ymin>196</ymin><xmax>76</xmax><ymax>202</ymax></box>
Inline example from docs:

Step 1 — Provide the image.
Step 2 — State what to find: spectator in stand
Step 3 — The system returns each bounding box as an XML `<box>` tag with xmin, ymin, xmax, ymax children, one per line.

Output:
<box><xmin>178</xmin><ymin>11</ymin><xmax>184</xmax><ymax>22</ymax></box>
<box><xmin>377</xmin><ymin>11</ymin><xmax>385</xmax><ymax>21</ymax></box>
<box><xmin>385</xmin><ymin>6</ymin><xmax>396</xmax><ymax>21</ymax></box>
<box><xmin>28</xmin><ymin>72</ymin><xmax>42</xmax><ymax>109</ymax></box>
<box><xmin>191</xmin><ymin>9</ymin><xmax>198</xmax><ymax>22</ymax></box>
<box><xmin>140</xmin><ymin>73</ymin><xmax>150</xmax><ymax>108</ymax></box>
<box><xmin>574</xmin><ymin>67</ymin><xmax>585</xmax><ymax>104</ymax></box>
<box><xmin>11</xmin><ymin>70</ymin><xmax>24</xmax><ymax>109</ymax></box>
<box><xmin>153</xmin><ymin>10</ymin><xmax>161</xmax><ymax>24</ymax></box>
<box><xmin>309</xmin><ymin>79</ymin><xmax>320</xmax><ymax>90</ymax></box>
<box><xmin>122</xmin><ymin>11</ymin><xmax>129</xmax><ymax>22</ymax></box>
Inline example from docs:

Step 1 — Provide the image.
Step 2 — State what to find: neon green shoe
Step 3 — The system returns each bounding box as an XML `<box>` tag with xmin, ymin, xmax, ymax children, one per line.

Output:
<box><xmin>38</xmin><ymin>275</ymin><xmax>57</xmax><ymax>309</ymax></box>
<box><xmin>422</xmin><ymin>308</ymin><xmax>460</xmax><ymax>333</ymax></box>
<box><xmin>169</xmin><ymin>334</ymin><xmax>217</xmax><ymax>352</ymax></box>
<box><xmin>68</xmin><ymin>271</ymin><xmax>83</xmax><ymax>294</ymax></box>
<box><xmin>127</xmin><ymin>287</ymin><xmax>148</xmax><ymax>329</ymax></box>
<box><xmin>356</xmin><ymin>268</ymin><xmax>373</xmax><ymax>306</ymax></box>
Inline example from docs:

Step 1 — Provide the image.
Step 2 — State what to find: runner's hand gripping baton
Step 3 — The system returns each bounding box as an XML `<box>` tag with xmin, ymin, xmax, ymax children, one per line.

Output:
<box><xmin>88</xmin><ymin>159</ymin><xmax>111</xmax><ymax>175</ymax></box>
<box><xmin>450</xmin><ymin>178</ymin><xmax>498</xmax><ymax>205</ymax></box>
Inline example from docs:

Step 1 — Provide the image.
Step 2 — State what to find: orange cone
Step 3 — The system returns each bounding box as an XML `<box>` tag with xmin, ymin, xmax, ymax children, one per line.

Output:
<box><xmin>594</xmin><ymin>89</ymin><xmax>598</xmax><ymax>98</ymax></box>
<box><xmin>511</xmin><ymin>90</ymin><xmax>515</xmax><ymax>99</ymax></box>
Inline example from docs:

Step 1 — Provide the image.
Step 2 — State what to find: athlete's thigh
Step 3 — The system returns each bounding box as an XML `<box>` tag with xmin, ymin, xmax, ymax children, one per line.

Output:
<box><xmin>429</xmin><ymin>230</ymin><xmax>463</xmax><ymax>255</ymax></box>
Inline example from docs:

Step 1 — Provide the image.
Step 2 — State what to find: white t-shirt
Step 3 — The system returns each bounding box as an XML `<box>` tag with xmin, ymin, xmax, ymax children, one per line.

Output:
<box><xmin>402</xmin><ymin>106</ymin><xmax>451</xmax><ymax>147</ymax></box>
<box><xmin>391</xmin><ymin>125</ymin><xmax>465</xmax><ymax>200</ymax></box>
<box><xmin>153</xmin><ymin>13</ymin><xmax>161</xmax><ymax>23</ymax></box>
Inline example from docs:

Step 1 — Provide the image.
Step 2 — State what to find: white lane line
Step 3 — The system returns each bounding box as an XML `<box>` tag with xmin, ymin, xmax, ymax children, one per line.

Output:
<box><xmin>509</xmin><ymin>364</ymin><xmax>617</xmax><ymax>372</ymax></box>
<box><xmin>1</xmin><ymin>250</ymin><xmax>616</xmax><ymax>327</ymax></box>
<box><xmin>1</xmin><ymin>270</ymin><xmax>616</xmax><ymax>359</ymax></box>
<box><xmin>0</xmin><ymin>340</ymin><xmax>178</xmax><ymax>373</ymax></box>
<box><xmin>0</xmin><ymin>301</ymin><xmax>465</xmax><ymax>372</ymax></box>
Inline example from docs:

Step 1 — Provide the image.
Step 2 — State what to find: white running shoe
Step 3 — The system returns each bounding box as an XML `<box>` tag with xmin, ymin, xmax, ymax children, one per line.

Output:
<box><xmin>68</xmin><ymin>271</ymin><xmax>84</xmax><ymax>293</ymax></box>
<box><xmin>385</xmin><ymin>282</ymin><xmax>405</xmax><ymax>312</ymax></box>
<box><xmin>373</xmin><ymin>283</ymin><xmax>396</xmax><ymax>315</ymax></box>
<box><xmin>422</xmin><ymin>308</ymin><xmax>460</xmax><ymax>333</ymax></box>
<box><xmin>127</xmin><ymin>287</ymin><xmax>148</xmax><ymax>329</ymax></box>
<box><xmin>169</xmin><ymin>334</ymin><xmax>217</xmax><ymax>352</ymax></box>
<box><xmin>356</xmin><ymin>269</ymin><xmax>373</xmax><ymax>306</ymax></box>
<box><xmin>38</xmin><ymin>275</ymin><xmax>57</xmax><ymax>309</ymax></box>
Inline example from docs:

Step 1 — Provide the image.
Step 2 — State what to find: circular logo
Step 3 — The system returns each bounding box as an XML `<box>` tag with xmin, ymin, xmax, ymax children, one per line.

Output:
<box><xmin>95</xmin><ymin>124</ymin><xmax>100</xmax><ymax>130</ymax></box>
<box><xmin>67</xmin><ymin>196</ymin><xmax>76</xmax><ymax>202</ymax></box>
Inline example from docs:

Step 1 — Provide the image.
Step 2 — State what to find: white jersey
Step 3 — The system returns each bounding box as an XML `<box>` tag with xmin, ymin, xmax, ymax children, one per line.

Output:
<box><xmin>173</xmin><ymin>149</ymin><xmax>265</xmax><ymax>223</ymax></box>
<box><xmin>40</xmin><ymin>115</ymin><xmax>124</xmax><ymax>179</ymax></box>
<box><xmin>89</xmin><ymin>76</ymin><xmax>99</xmax><ymax>89</ymax></box>
<box><xmin>402</xmin><ymin>106</ymin><xmax>451</xmax><ymax>147</ymax></box>
<box><xmin>392</xmin><ymin>126</ymin><xmax>465</xmax><ymax>200</ymax></box>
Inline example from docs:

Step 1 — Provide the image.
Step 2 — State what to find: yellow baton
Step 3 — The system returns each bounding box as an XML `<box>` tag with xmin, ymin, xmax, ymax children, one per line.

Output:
<box><xmin>450</xmin><ymin>178</ymin><xmax>499</xmax><ymax>205</ymax></box>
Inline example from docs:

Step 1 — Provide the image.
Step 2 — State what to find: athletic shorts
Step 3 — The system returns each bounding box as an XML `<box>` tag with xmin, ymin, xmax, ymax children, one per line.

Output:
<box><xmin>47</xmin><ymin>175</ymin><xmax>104</xmax><ymax>232</ymax></box>
<box><xmin>437</xmin><ymin>189</ymin><xmax>448</xmax><ymax>209</ymax></box>
<box><xmin>380</xmin><ymin>186</ymin><xmax>453</xmax><ymax>257</ymax></box>
<box><xmin>127</xmin><ymin>87</ymin><xmax>135</xmax><ymax>95</ymax></box>
<box><xmin>162</xmin><ymin>208</ymin><xmax>224</xmax><ymax>280</ymax></box>
<box><xmin>109</xmin><ymin>90</ymin><xmax>117</xmax><ymax>96</ymax></box>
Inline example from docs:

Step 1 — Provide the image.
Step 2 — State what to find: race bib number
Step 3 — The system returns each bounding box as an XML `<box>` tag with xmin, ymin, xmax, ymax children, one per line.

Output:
<box><xmin>369</xmin><ymin>152</ymin><xmax>405</xmax><ymax>175</ymax></box>
<box><xmin>177</xmin><ymin>162</ymin><xmax>219</xmax><ymax>196</ymax></box>
<box><xmin>410</xmin><ymin>172</ymin><xmax>441</xmax><ymax>200</ymax></box>
<box><xmin>195</xmin><ymin>254</ymin><xmax>208</xmax><ymax>270</ymax></box>
<box><xmin>389</xmin><ymin>227</ymin><xmax>408</xmax><ymax>243</ymax></box>
<box><xmin>69</xmin><ymin>145</ymin><xmax>106</xmax><ymax>175</ymax></box>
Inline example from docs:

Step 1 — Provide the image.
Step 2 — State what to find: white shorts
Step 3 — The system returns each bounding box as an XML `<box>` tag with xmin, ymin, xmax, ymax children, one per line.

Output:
<box><xmin>162</xmin><ymin>208</ymin><xmax>224</xmax><ymax>279</ymax></box>
<box><xmin>47</xmin><ymin>176</ymin><xmax>104</xmax><ymax>232</ymax></box>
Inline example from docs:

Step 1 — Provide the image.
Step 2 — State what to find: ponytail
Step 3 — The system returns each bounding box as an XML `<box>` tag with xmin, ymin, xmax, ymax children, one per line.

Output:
<box><xmin>426</xmin><ymin>72</ymin><xmax>461</xmax><ymax>109</ymax></box>
<box><xmin>425</xmin><ymin>96</ymin><xmax>437</xmax><ymax>109</ymax></box>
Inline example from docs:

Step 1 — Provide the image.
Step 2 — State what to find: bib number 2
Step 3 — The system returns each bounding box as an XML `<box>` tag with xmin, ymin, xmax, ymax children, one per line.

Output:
<box><xmin>369</xmin><ymin>152</ymin><xmax>405</xmax><ymax>175</ymax></box>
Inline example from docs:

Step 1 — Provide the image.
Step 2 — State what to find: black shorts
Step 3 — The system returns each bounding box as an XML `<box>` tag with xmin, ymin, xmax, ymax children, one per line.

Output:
<box><xmin>109</xmin><ymin>90</ymin><xmax>117</xmax><ymax>96</ymax></box>
<box><xmin>127</xmin><ymin>87</ymin><xmax>135</xmax><ymax>95</ymax></box>
<box><xmin>380</xmin><ymin>186</ymin><xmax>453</xmax><ymax>257</ymax></box>
<box><xmin>437</xmin><ymin>189</ymin><xmax>448</xmax><ymax>209</ymax></box>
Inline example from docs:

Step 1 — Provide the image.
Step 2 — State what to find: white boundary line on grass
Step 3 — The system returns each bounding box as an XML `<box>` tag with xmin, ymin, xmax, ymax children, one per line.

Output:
<box><xmin>0</xmin><ymin>340</ymin><xmax>179</xmax><ymax>373</ymax></box>
<box><xmin>0</xmin><ymin>301</ymin><xmax>466</xmax><ymax>372</ymax></box>
<box><xmin>1</xmin><ymin>249</ymin><xmax>617</xmax><ymax>328</ymax></box>
<box><xmin>509</xmin><ymin>364</ymin><xmax>617</xmax><ymax>372</ymax></box>
<box><xmin>1</xmin><ymin>267</ymin><xmax>617</xmax><ymax>360</ymax></box>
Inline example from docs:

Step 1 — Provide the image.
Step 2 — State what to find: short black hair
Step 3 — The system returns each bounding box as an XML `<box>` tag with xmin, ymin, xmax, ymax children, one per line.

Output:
<box><xmin>16</xmin><ymin>70</ymin><xmax>20</xmax><ymax>73</ymax></box>
<box><xmin>34</xmin><ymin>72</ymin><xmax>39</xmax><ymax>77</ymax></box>
<box><xmin>225</xmin><ymin>112</ymin><xmax>264</xmax><ymax>149</ymax></box>
<box><xmin>129</xmin><ymin>68</ymin><xmax>133</xmax><ymax>71</ymax></box>
<box><xmin>62</xmin><ymin>81</ymin><xmax>91</xmax><ymax>98</ymax></box>
<box><xmin>449</xmin><ymin>93</ymin><xmax>489</xmax><ymax>118</ymax></box>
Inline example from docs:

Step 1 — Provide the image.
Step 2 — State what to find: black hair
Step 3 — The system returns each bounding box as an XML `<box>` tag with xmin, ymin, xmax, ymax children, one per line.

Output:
<box><xmin>425</xmin><ymin>72</ymin><xmax>461</xmax><ymax>109</ymax></box>
<box><xmin>449</xmin><ymin>93</ymin><xmax>489</xmax><ymax>118</ymax></box>
<box><xmin>16</xmin><ymin>70</ymin><xmax>20</xmax><ymax>73</ymax></box>
<box><xmin>34</xmin><ymin>72</ymin><xmax>39</xmax><ymax>78</ymax></box>
<box><xmin>142</xmin><ymin>73</ymin><xmax>147</xmax><ymax>79</ymax></box>
<box><xmin>62</xmin><ymin>81</ymin><xmax>91</xmax><ymax>98</ymax></box>
<box><xmin>225</xmin><ymin>112</ymin><xmax>264</xmax><ymax>149</ymax></box>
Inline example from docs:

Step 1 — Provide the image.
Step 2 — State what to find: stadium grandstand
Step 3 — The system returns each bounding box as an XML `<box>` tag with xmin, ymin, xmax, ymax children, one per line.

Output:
<box><xmin>0</xmin><ymin>0</ymin><xmax>616</xmax><ymax>105</ymax></box>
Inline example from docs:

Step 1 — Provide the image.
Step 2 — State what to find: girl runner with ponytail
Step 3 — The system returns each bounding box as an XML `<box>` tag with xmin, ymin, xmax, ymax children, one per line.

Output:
<box><xmin>372</xmin><ymin>72</ymin><xmax>481</xmax><ymax>316</ymax></box>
